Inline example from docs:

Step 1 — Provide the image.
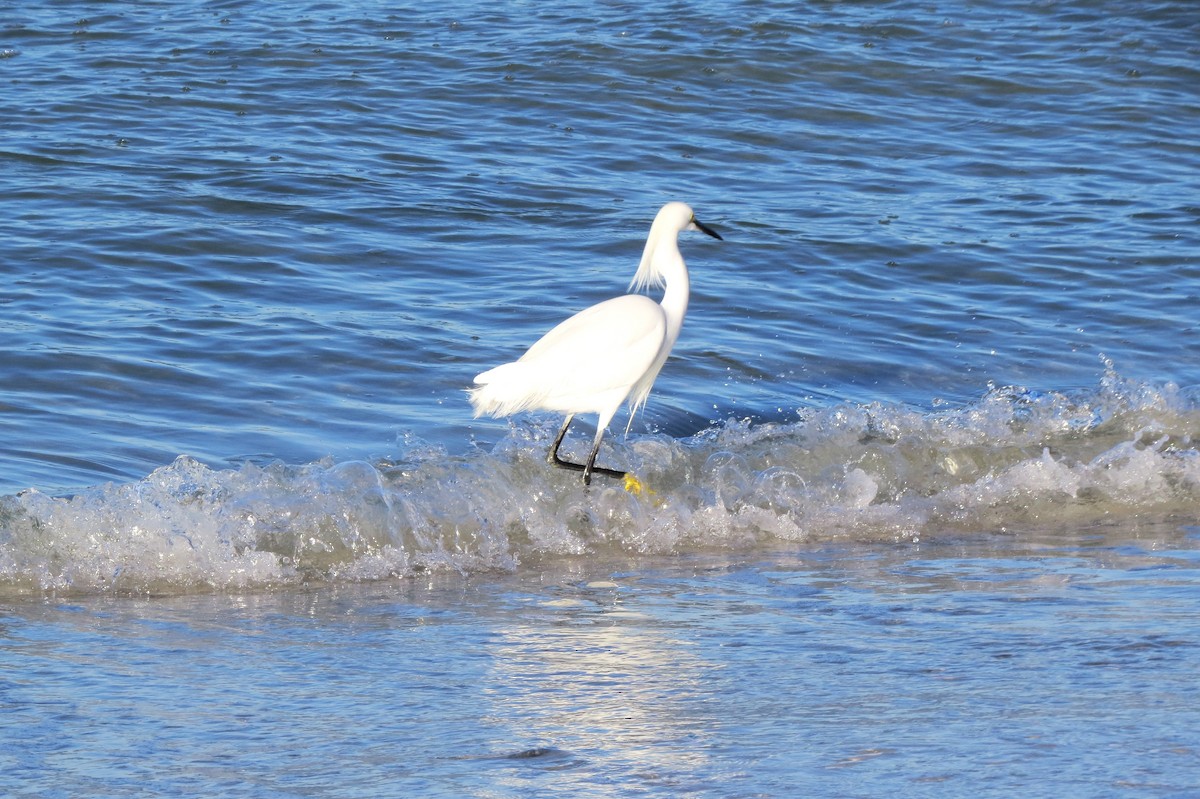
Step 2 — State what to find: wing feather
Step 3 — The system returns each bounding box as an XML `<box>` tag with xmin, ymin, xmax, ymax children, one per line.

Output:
<box><xmin>470</xmin><ymin>295</ymin><xmax>667</xmax><ymax>418</ymax></box>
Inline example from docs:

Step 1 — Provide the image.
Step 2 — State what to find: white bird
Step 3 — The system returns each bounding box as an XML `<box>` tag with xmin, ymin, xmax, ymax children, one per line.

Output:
<box><xmin>469</xmin><ymin>201</ymin><xmax>722</xmax><ymax>485</ymax></box>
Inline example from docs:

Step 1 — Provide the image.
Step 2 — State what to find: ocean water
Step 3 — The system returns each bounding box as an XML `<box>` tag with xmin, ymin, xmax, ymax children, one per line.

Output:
<box><xmin>2</xmin><ymin>0</ymin><xmax>1200</xmax><ymax>795</ymax></box>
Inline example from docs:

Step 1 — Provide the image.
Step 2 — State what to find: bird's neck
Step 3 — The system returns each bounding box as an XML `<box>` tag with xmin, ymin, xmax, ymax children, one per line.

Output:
<box><xmin>656</xmin><ymin>246</ymin><xmax>690</xmax><ymax>345</ymax></box>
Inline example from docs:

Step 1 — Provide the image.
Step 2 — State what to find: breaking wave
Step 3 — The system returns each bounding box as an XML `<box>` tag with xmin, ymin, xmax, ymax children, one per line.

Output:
<box><xmin>3</xmin><ymin>368</ymin><xmax>1199</xmax><ymax>596</ymax></box>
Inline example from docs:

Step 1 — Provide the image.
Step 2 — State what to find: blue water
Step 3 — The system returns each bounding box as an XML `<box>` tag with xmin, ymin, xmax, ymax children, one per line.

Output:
<box><xmin>2</xmin><ymin>1</ymin><xmax>1200</xmax><ymax>795</ymax></box>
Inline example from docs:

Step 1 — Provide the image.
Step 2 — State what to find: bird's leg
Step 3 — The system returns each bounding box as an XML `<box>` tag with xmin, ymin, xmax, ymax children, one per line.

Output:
<box><xmin>548</xmin><ymin>415</ymin><xmax>626</xmax><ymax>485</ymax></box>
<box><xmin>548</xmin><ymin>415</ymin><xmax>579</xmax><ymax>469</ymax></box>
<box><xmin>584</xmin><ymin>427</ymin><xmax>627</xmax><ymax>485</ymax></box>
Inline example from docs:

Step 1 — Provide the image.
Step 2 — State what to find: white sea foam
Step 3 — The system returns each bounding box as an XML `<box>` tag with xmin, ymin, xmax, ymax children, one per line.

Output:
<box><xmin>2</xmin><ymin>372</ymin><xmax>1198</xmax><ymax>596</ymax></box>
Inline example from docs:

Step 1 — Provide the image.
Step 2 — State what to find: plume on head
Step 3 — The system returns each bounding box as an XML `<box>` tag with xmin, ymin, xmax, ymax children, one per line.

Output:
<box><xmin>628</xmin><ymin>202</ymin><xmax>695</xmax><ymax>293</ymax></box>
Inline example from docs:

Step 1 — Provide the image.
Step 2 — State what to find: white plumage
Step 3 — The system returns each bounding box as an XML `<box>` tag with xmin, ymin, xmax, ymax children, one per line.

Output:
<box><xmin>469</xmin><ymin>201</ymin><xmax>722</xmax><ymax>485</ymax></box>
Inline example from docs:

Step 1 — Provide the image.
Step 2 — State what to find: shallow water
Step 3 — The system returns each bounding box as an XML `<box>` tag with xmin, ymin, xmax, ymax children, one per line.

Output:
<box><xmin>2</xmin><ymin>0</ymin><xmax>1200</xmax><ymax>795</ymax></box>
<box><xmin>4</xmin><ymin>529</ymin><xmax>1199</xmax><ymax>798</ymax></box>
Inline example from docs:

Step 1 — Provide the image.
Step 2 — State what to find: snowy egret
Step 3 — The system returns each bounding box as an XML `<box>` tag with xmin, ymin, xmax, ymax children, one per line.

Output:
<box><xmin>469</xmin><ymin>202</ymin><xmax>722</xmax><ymax>485</ymax></box>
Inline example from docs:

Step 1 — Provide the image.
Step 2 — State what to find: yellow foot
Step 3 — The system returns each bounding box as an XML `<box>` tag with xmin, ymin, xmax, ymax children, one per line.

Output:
<box><xmin>623</xmin><ymin>473</ymin><xmax>654</xmax><ymax>496</ymax></box>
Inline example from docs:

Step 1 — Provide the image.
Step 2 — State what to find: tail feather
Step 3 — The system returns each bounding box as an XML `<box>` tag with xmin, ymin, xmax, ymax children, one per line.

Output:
<box><xmin>469</xmin><ymin>362</ymin><xmax>546</xmax><ymax>418</ymax></box>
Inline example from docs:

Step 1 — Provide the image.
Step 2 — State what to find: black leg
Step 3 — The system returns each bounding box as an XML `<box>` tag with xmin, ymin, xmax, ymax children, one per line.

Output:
<box><xmin>547</xmin><ymin>415</ymin><xmax>626</xmax><ymax>485</ymax></box>
<box><xmin>548</xmin><ymin>415</ymin><xmax>578</xmax><ymax>469</ymax></box>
